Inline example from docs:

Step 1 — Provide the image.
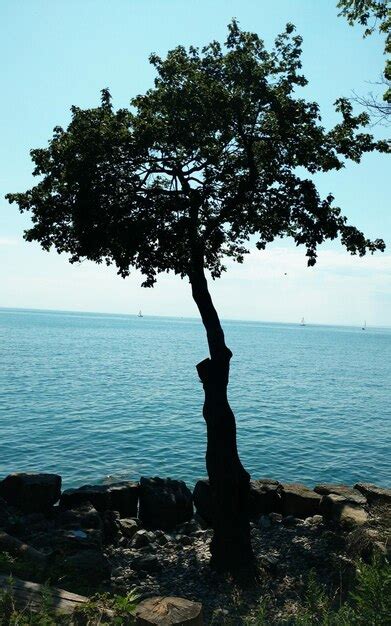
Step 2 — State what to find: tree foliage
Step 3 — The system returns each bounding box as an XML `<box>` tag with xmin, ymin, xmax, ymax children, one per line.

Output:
<box><xmin>338</xmin><ymin>0</ymin><xmax>391</xmax><ymax>114</ymax></box>
<box><xmin>6</xmin><ymin>22</ymin><xmax>388</xmax><ymax>287</ymax></box>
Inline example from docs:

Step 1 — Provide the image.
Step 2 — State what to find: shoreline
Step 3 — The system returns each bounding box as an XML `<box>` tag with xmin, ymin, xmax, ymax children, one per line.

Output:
<box><xmin>1</xmin><ymin>472</ymin><xmax>390</xmax><ymax>623</ymax></box>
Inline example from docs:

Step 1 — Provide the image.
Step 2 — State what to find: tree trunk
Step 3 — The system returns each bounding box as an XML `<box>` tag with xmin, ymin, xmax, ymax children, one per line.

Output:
<box><xmin>190</xmin><ymin>267</ymin><xmax>253</xmax><ymax>572</ymax></box>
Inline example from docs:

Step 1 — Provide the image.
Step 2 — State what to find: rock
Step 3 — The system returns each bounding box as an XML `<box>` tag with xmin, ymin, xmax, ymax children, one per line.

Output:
<box><xmin>119</xmin><ymin>518</ymin><xmax>139</xmax><ymax>540</ymax></box>
<box><xmin>101</xmin><ymin>509</ymin><xmax>121</xmax><ymax>542</ymax></box>
<box><xmin>60</xmin><ymin>485</ymin><xmax>110</xmax><ymax>512</ymax></box>
<box><xmin>258</xmin><ymin>515</ymin><xmax>272</xmax><ymax>529</ymax></box>
<box><xmin>249</xmin><ymin>478</ymin><xmax>282</xmax><ymax>515</ymax></box>
<box><xmin>0</xmin><ymin>498</ymin><xmax>12</xmax><ymax>530</ymax></box>
<box><xmin>269</xmin><ymin>512</ymin><xmax>283</xmax><ymax>524</ymax></box>
<box><xmin>177</xmin><ymin>519</ymin><xmax>200</xmax><ymax>535</ymax></box>
<box><xmin>135</xmin><ymin>596</ymin><xmax>203</xmax><ymax>625</ymax></box>
<box><xmin>281</xmin><ymin>483</ymin><xmax>321</xmax><ymax>519</ymax></box>
<box><xmin>178</xmin><ymin>535</ymin><xmax>192</xmax><ymax>546</ymax></box>
<box><xmin>193</xmin><ymin>479</ymin><xmax>212</xmax><ymax>526</ymax></box>
<box><xmin>139</xmin><ymin>477</ymin><xmax>193</xmax><ymax>530</ymax></box>
<box><xmin>259</xmin><ymin>554</ymin><xmax>279</xmax><ymax>573</ymax></box>
<box><xmin>156</xmin><ymin>533</ymin><xmax>170</xmax><ymax>546</ymax></box>
<box><xmin>60</xmin><ymin>481</ymin><xmax>139</xmax><ymax>517</ymax></box>
<box><xmin>314</xmin><ymin>484</ymin><xmax>366</xmax><ymax>504</ymax></box>
<box><xmin>56</xmin><ymin>504</ymin><xmax>102</xmax><ymax>530</ymax></box>
<box><xmin>64</xmin><ymin>549</ymin><xmax>111</xmax><ymax>580</ymax></box>
<box><xmin>320</xmin><ymin>494</ymin><xmax>368</xmax><ymax>527</ymax></box>
<box><xmin>131</xmin><ymin>554</ymin><xmax>160</xmax><ymax>573</ymax></box>
<box><xmin>132</xmin><ymin>529</ymin><xmax>155</xmax><ymax>549</ymax></box>
<box><xmin>282</xmin><ymin>515</ymin><xmax>299</xmax><ymax>527</ymax></box>
<box><xmin>0</xmin><ymin>473</ymin><xmax>62</xmax><ymax>513</ymax></box>
<box><xmin>354</xmin><ymin>483</ymin><xmax>391</xmax><ymax>505</ymax></box>
<box><xmin>105</xmin><ymin>481</ymin><xmax>139</xmax><ymax>517</ymax></box>
<box><xmin>304</xmin><ymin>514</ymin><xmax>323</xmax><ymax>526</ymax></box>
<box><xmin>55</xmin><ymin>528</ymin><xmax>103</xmax><ymax>553</ymax></box>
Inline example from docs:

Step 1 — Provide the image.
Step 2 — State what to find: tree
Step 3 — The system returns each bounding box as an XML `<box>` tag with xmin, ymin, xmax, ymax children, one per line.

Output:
<box><xmin>338</xmin><ymin>0</ymin><xmax>391</xmax><ymax>123</ymax></box>
<box><xmin>6</xmin><ymin>22</ymin><xmax>388</xmax><ymax>571</ymax></box>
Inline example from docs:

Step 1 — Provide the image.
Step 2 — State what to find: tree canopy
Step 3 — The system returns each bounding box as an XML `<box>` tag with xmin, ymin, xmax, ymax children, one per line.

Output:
<box><xmin>6</xmin><ymin>22</ymin><xmax>388</xmax><ymax>288</ymax></box>
<box><xmin>338</xmin><ymin>0</ymin><xmax>391</xmax><ymax>114</ymax></box>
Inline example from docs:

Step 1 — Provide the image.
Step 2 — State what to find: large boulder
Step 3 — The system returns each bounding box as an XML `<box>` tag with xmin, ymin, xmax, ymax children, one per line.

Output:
<box><xmin>64</xmin><ymin>549</ymin><xmax>112</xmax><ymax>581</ymax></box>
<box><xmin>106</xmin><ymin>482</ymin><xmax>139</xmax><ymax>517</ymax></box>
<box><xmin>193</xmin><ymin>479</ymin><xmax>212</xmax><ymax>525</ymax></box>
<box><xmin>60</xmin><ymin>481</ymin><xmax>139</xmax><ymax>517</ymax></box>
<box><xmin>139</xmin><ymin>477</ymin><xmax>193</xmax><ymax>530</ymax></box>
<box><xmin>281</xmin><ymin>483</ymin><xmax>321</xmax><ymax>519</ymax></box>
<box><xmin>320</xmin><ymin>494</ymin><xmax>368</xmax><ymax>528</ymax></box>
<box><xmin>354</xmin><ymin>483</ymin><xmax>391</xmax><ymax>505</ymax></box>
<box><xmin>314</xmin><ymin>484</ymin><xmax>366</xmax><ymax>504</ymax></box>
<box><xmin>56</xmin><ymin>504</ymin><xmax>103</xmax><ymax>531</ymax></box>
<box><xmin>249</xmin><ymin>478</ymin><xmax>282</xmax><ymax>515</ymax></box>
<box><xmin>0</xmin><ymin>473</ymin><xmax>61</xmax><ymax>513</ymax></box>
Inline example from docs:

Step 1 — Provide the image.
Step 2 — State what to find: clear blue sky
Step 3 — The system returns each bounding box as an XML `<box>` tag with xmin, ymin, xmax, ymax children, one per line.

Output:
<box><xmin>0</xmin><ymin>0</ymin><xmax>389</xmax><ymax>325</ymax></box>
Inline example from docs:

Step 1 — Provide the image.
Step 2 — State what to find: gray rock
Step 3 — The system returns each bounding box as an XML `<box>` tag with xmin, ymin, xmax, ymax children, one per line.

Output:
<box><xmin>119</xmin><ymin>518</ymin><xmax>139</xmax><ymax>539</ymax></box>
<box><xmin>282</xmin><ymin>515</ymin><xmax>299</xmax><ymax>527</ymax></box>
<box><xmin>59</xmin><ymin>481</ymin><xmax>139</xmax><ymax>517</ymax></box>
<box><xmin>64</xmin><ymin>549</ymin><xmax>111</xmax><ymax>580</ymax></box>
<box><xmin>132</xmin><ymin>529</ymin><xmax>155</xmax><ymax>549</ymax></box>
<box><xmin>258</xmin><ymin>515</ymin><xmax>272</xmax><ymax>529</ymax></box>
<box><xmin>249</xmin><ymin>478</ymin><xmax>282</xmax><ymax>515</ymax></box>
<box><xmin>60</xmin><ymin>485</ymin><xmax>110</xmax><ymax>512</ymax></box>
<box><xmin>314</xmin><ymin>484</ymin><xmax>366</xmax><ymax>504</ymax></box>
<box><xmin>178</xmin><ymin>535</ymin><xmax>193</xmax><ymax>546</ymax></box>
<box><xmin>156</xmin><ymin>533</ymin><xmax>170</xmax><ymax>546</ymax></box>
<box><xmin>56</xmin><ymin>504</ymin><xmax>102</xmax><ymax>530</ymax></box>
<box><xmin>0</xmin><ymin>473</ymin><xmax>62</xmax><ymax>513</ymax></box>
<box><xmin>269</xmin><ymin>512</ymin><xmax>283</xmax><ymax>524</ymax></box>
<box><xmin>281</xmin><ymin>483</ymin><xmax>321</xmax><ymax>519</ymax></box>
<box><xmin>104</xmin><ymin>481</ymin><xmax>139</xmax><ymax>517</ymax></box>
<box><xmin>131</xmin><ymin>554</ymin><xmax>160</xmax><ymax>572</ymax></box>
<box><xmin>193</xmin><ymin>479</ymin><xmax>212</xmax><ymax>525</ymax></box>
<box><xmin>139</xmin><ymin>477</ymin><xmax>193</xmax><ymax>530</ymax></box>
<box><xmin>259</xmin><ymin>554</ymin><xmax>279</xmax><ymax>573</ymax></box>
<box><xmin>320</xmin><ymin>494</ymin><xmax>368</xmax><ymax>527</ymax></box>
<box><xmin>354</xmin><ymin>483</ymin><xmax>391</xmax><ymax>505</ymax></box>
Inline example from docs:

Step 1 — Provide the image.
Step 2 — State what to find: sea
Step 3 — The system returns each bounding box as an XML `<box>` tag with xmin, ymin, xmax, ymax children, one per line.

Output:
<box><xmin>0</xmin><ymin>308</ymin><xmax>390</xmax><ymax>490</ymax></box>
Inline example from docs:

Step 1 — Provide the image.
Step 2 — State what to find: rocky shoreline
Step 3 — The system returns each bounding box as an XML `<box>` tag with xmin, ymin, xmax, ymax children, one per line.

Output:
<box><xmin>0</xmin><ymin>473</ymin><xmax>390</xmax><ymax>623</ymax></box>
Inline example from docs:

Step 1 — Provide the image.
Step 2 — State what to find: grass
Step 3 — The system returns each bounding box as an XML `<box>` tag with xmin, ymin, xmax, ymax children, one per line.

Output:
<box><xmin>212</xmin><ymin>557</ymin><xmax>391</xmax><ymax>625</ymax></box>
<box><xmin>0</xmin><ymin>576</ymin><xmax>139</xmax><ymax>625</ymax></box>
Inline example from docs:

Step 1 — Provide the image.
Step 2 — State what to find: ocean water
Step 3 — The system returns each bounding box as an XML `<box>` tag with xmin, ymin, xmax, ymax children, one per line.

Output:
<box><xmin>0</xmin><ymin>308</ymin><xmax>390</xmax><ymax>490</ymax></box>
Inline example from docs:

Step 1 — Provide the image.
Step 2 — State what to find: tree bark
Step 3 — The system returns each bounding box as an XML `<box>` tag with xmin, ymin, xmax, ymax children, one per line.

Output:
<box><xmin>190</xmin><ymin>266</ymin><xmax>253</xmax><ymax>571</ymax></box>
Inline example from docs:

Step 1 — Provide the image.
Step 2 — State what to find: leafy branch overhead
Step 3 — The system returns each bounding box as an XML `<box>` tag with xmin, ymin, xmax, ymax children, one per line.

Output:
<box><xmin>6</xmin><ymin>21</ymin><xmax>388</xmax><ymax>287</ymax></box>
<box><xmin>338</xmin><ymin>0</ymin><xmax>391</xmax><ymax>108</ymax></box>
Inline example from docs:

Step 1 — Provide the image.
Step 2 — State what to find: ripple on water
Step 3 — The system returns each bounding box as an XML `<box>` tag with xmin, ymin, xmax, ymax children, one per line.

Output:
<box><xmin>0</xmin><ymin>309</ymin><xmax>390</xmax><ymax>489</ymax></box>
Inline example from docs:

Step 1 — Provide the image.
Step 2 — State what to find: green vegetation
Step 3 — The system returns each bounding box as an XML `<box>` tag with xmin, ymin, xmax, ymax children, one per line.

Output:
<box><xmin>212</xmin><ymin>558</ymin><xmax>391</xmax><ymax>625</ymax></box>
<box><xmin>0</xmin><ymin>573</ymin><xmax>139</xmax><ymax>625</ymax></box>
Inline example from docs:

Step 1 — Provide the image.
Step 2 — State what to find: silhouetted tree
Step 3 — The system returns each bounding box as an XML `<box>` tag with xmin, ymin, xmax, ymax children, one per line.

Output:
<box><xmin>7</xmin><ymin>22</ymin><xmax>388</xmax><ymax>571</ymax></box>
<box><xmin>338</xmin><ymin>0</ymin><xmax>391</xmax><ymax>123</ymax></box>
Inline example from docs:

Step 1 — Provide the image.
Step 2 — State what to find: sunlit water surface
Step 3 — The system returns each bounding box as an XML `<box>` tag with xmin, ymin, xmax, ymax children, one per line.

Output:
<box><xmin>0</xmin><ymin>308</ymin><xmax>390</xmax><ymax>489</ymax></box>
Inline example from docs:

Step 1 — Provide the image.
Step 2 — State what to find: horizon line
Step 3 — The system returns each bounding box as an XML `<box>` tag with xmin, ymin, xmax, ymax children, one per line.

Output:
<box><xmin>0</xmin><ymin>305</ymin><xmax>389</xmax><ymax>330</ymax></box>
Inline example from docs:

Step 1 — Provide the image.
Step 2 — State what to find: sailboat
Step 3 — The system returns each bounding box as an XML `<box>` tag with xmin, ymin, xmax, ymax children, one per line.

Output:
<box><xmin>362</xmin><ymin>320</ymin><xmax>366</xmax><ymax>331</ymax></box>
<box><xmin>138</xmin><ymin>310</ymin><xmax>143</xmax><ymax>318</ymax></box>
<box><xmin>300</xmin><ymin>317</ymin><xmax>305</xmax><ymax>326</ymax></box>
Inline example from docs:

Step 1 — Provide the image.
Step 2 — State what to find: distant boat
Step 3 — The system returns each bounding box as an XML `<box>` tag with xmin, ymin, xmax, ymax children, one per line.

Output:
<box><xmin>362</xmin><ymin>320</ymin><xmax>366</xmax><ymax>330</ymax></box>
<box><xmin>138</xmin><ymin>310</ymin><xmax>143</xmax><ymax>318</ymax></box>
<box><xmin>300</xmin><ymin>317</ymin><xmax>305</xmax><ymax>326</ymax></box>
